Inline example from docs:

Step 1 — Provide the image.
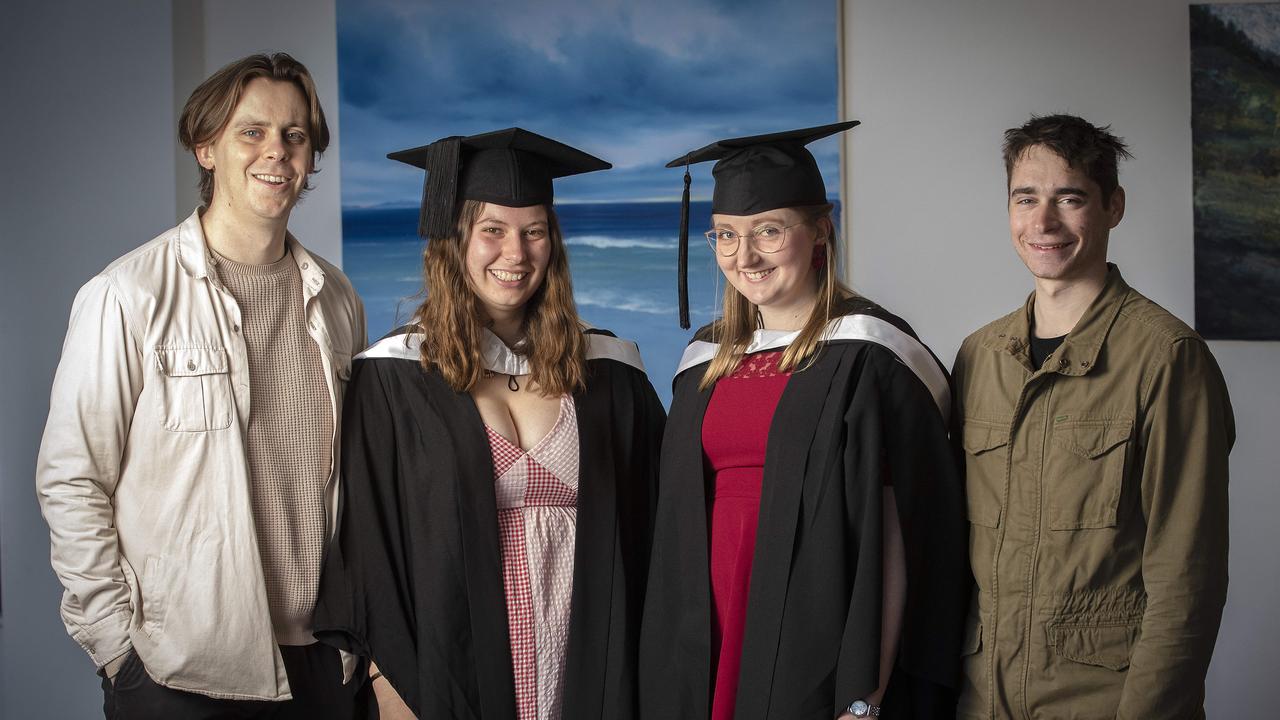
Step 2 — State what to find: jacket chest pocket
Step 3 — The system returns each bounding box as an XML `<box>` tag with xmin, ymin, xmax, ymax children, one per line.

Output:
<box><xmin>1046</xmin><ymin>417</ymin><xmax>1132</xmax><ymax>530</ymax></box>
<box><xmin>154</xmin><ymin>346</ymin><xmax>233</xmax><ymax>432</ymax></box>
<box><xmin>962</xmin><ymin>418</ymin><xmax>1012</xmax><ymax>528</ymax></box>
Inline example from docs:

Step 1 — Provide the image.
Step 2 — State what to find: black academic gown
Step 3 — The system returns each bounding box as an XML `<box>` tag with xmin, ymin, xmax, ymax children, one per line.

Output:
<box><xmin>637</xmin><ymin>299</ymin><xmax>969</xmax><ymax>720</ymax></box>
<box><xmin>314</xmin><ymin>326</ymin><xmax>665</xmax><ymax>720</ymax></box>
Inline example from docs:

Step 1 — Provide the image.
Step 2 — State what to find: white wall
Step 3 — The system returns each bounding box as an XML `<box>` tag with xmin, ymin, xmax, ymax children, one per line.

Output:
<box><xmin>842</xmin><ymin>1</ymin><xmax>1279</xmax><ymax>716</ymax></box>
<box><xmin>0</xmin><ymin>2</ymin><xmax>339</xmax><ymax>716</ymax></box>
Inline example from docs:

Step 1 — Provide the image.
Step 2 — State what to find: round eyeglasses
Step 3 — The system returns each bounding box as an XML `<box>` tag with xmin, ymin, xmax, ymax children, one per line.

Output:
<box><xmin>704</xmin><ymin>221</ymin><xmax>808</xmax><ymax>256</ymax></box>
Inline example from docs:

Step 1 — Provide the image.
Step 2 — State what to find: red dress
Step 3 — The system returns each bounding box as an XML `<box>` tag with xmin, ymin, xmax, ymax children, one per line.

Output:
<box><xmin>701</xmin><ymin>351</ymin><xmax>791</xmax><ymax>720</ymax></box>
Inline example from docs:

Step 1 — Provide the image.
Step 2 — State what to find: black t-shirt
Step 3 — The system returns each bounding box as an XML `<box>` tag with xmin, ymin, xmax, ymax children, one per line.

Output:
<box><xmin>1030</xmin><ymin>333</ymin><xmax>1067</xmax><ymax>369</ymax></box>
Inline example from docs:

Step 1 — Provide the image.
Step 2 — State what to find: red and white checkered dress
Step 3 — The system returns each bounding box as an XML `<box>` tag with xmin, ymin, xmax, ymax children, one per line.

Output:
<box><xmin>487</xmin><ymin>395</ymin><xmax>579</xmax><ymax>720</ymax></box>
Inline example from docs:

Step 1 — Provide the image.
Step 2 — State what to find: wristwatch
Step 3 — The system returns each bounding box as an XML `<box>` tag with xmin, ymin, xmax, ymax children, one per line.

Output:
<box><xmin>847</xmin><ymin>699</ymin><xmax>881</xmax><ymax>717</ymax></box>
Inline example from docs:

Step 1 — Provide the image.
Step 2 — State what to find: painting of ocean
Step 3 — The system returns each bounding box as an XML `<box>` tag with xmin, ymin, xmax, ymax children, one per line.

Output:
<box><xmin>344</xmin><ymin>200</ymin><xmax>724</xmax><ymax>404</ymax></box>
<box><xmin>336</xmin><ymin>0</ymin><xmax>839</xmax><ymax>403</ymax></box>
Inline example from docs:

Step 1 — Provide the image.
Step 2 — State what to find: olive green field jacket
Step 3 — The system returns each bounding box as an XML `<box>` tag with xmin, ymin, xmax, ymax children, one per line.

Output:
<box><xmin>953</xmin><ymin>265</ymin><xmax>1234</xmax><ymax>720</ymax></box>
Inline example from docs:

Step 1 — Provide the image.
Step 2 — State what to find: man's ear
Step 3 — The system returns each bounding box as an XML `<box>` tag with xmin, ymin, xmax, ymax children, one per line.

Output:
<box><xmin>1108</xmin><ymin>186</ymin><xmax>1126</xmax><ymax>229</ymax></box>
<box><xmin>195</xmin><ymin>144</ymin><xmax>215</xmax><ymax>171</ymax></box>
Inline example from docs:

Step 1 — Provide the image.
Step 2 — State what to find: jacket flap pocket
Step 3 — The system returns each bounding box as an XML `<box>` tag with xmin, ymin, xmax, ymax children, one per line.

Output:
<box><xmin>156</xmin><ymin>346</ymin><xmax>228</xmax><ymax>377</ymax></box>
<box><xmin>963</xmin><ymin>419</ymin><xmax>1011</xmax><ymax>455</ymax></box>
<box><xmin>961</xmin><ymin>610</ymin><xmax>982</xmax><ymax>656</ymax></box>
<box><xmin>1049</xmin><ymin>621</ymin><xmax>1139</xmax><ymax>671</ymax></box>
<box><xmin>1053</xmin><ymin>418</ymin><xmax>1132</xmax><ymax>459</ymax></box>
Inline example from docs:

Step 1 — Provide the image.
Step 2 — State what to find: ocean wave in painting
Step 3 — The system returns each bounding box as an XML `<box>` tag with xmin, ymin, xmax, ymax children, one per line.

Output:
<box><xmin>575</xmin><ymin>289</ymin><xmax>670</xmax><ymax>315</ymax></box>
<box><xmin>566</xmin><ymin>235</ymin><xmax>676</xmax><ymax>250</ymax></box>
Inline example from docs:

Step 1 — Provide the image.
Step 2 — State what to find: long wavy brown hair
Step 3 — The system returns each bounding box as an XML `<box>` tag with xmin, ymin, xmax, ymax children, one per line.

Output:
<box><xmin>414</xmin><ymin>199</ymin><xmax>587</xmax><ymax>396</ymax></box>
<box><xmin>699</xmin><ymin>204</ymin><xmax>855</xmax><ymax>391</ymax></box>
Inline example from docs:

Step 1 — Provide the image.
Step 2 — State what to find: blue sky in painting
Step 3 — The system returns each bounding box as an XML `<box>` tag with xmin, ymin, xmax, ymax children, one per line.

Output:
<box><xmin>335</xmin><ymin>0</ymin><xmax>839</xmax><ymax>207</ymax></box>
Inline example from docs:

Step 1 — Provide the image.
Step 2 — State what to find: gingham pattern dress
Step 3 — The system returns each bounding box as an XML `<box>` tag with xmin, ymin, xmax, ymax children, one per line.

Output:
<box><xmin>487</xmin><ymin>395</ymin><xmax>579</xmax><ymax>720</ymax></box>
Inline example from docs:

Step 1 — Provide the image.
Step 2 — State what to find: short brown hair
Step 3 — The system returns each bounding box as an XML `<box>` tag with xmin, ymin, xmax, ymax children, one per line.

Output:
<box><xmin>1003</xmin><ymin>114</ymin><xmax>1133</xmax><ymax>207</ymax></box>
<box><xmin>178</xmin><ymin>52</ymin><xmax>330</xmax><ymax>206</ymax></box>
<box><xmin>413</xmin><ymin>200</ymin><xmax>587</xmax><ymax>396</ymax></box>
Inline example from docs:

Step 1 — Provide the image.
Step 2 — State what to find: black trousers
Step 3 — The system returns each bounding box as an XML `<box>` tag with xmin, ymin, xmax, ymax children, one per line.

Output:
<box><xmin>101</xmin><ymin>643</ymin><xmax>372</xmax><ymax>719</ymax></box>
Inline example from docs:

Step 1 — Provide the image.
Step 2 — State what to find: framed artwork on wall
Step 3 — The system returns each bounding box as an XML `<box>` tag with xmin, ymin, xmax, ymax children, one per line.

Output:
<box><xmin>1191</xmin><ymin>3</ymin><xmax>1280</xmax><ymax>340</ymax></box>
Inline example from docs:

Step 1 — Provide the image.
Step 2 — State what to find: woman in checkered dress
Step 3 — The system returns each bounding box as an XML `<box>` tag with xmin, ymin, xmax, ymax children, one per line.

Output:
<box><xmin>314</xmin><ymin>130</ymin><xmax>665</xmax><ymax>720</ymax></box>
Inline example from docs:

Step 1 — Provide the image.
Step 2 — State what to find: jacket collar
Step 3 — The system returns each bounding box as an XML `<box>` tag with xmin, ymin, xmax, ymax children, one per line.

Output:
<box><xmin>287</xmin><ymin>235</ymin><xmax>327</xmax><ymax>297</ymax></box>
<box><xmin>174</xmin><ymin>208</ymin><xmax>325</xmax><ymax>293</ymax></box>
<box><xmin>175</xmin><ymin>209</ymin><xmax>213</xmax><ymax>279</ymax></box>
<box><xmin>985</xmin><ymin>263</ymin><xmax>1131</xmax><ymax>377</ymax></box>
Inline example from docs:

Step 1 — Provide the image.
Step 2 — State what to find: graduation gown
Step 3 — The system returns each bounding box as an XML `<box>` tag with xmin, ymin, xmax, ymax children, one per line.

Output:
<box><xmin>638</xmin><ymin>299</ymin><xmax>969</xmax><ymax>719</ymax></box>
<box><xmin>314</xmin><ymin>326</ymin><xmax>665</xmax><ymax>719</ymax></box>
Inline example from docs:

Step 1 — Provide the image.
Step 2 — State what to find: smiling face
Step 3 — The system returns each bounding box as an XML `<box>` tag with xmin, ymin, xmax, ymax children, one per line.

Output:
<box><xmin>1008</xmin><ymin>144</ymin><xmax>1124</xmax><ymax>289</ymax></box>
<box><xmin>464</xmin><ymin>203</ymin><xmax>552</xmax><ymax>328</ymax></box>
<box><xmin>196</xmin><ymin>77</ymin><xmax>312</xmax><ymax>227</ymax></box>
<box><xmin>712</xmin><ymin>206</ymin><xmax>825</xmax><ymax>328</ymax></box>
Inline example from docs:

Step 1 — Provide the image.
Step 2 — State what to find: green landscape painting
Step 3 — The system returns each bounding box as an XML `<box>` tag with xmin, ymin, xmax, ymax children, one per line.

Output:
<box><xmin>1191</xmin><ymin>3</ymin><xmax>1280</xmax><ymax>339</ymax></box>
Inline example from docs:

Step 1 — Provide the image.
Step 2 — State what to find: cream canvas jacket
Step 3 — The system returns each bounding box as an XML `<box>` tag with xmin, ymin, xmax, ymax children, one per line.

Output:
<box><xmin>36</xmin><ymin>210</ymin><xmax>366</xmax><ymax>701</ymax></box>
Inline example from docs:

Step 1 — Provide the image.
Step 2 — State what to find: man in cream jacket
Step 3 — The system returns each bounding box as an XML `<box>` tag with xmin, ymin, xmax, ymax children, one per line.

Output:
<box><xmin>36</xmin><ymin>52</ymin><xmax>366</xmax><ymax>718</ymax></box>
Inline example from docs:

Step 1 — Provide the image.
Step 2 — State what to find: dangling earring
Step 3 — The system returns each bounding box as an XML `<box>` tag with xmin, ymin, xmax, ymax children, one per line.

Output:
<box><xmin>811</xmin><ymin>243</ymin><xmax>828</xmax><ymax>270</ymax></box>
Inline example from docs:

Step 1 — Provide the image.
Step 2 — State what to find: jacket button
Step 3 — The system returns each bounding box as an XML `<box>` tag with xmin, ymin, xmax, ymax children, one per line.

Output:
<box><xmin>232</xmin><ymin>324</ymin><xmax>240</xmax><ymax>333</ymax></box>
<box><xmin>1059</xmin><ymin>358</ymin><xmax>1069</xmax><ymax>367</ymax></box>
<box><xmin>187</xmin><ymin>359</ymin><xmax>197</xmax><ymax>371</ymax></box>
<box><xmin>301</xmin><ymin>262</ymin><xmax>309</xmax><ymax>270</ymax></box>
<box><xmin>1081</xmin><ymin>361</ymin><xmax>1090</xmax><ymax>368</ymax></box>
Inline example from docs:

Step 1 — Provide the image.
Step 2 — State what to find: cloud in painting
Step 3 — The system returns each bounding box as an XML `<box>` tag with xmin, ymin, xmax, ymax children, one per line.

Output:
<box><xmin>1209</xmin><ymin>3</ymin><xmax>1280</xmax><ymax>58</ymax></box>
<box><xmin>336</xmin><ymin>0</ymin><xmax>839</xmax><ymax>207</ymax></box>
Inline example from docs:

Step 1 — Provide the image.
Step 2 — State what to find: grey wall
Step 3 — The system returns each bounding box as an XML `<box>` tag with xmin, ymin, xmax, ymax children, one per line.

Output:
<box><xmin>198</xmin><ymin>0</ymin><xmax>344</xmax><ymax>263</ymax></box>
<box><xmin>842</xmin><ymin>0</ymin><xmax>1279</xmax><ymax>716</ymax></box>
<box><xmin>0</xmin><ymin>2</ymin><xmax>340</xmax><ymax>716</ymax></box>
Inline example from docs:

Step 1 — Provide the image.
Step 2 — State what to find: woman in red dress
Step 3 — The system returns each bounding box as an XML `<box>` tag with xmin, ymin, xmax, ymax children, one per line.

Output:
<box><xmin>639</xmin><ymin>123</ymin><xmax>969</xmax><ymax>720</ymax></box>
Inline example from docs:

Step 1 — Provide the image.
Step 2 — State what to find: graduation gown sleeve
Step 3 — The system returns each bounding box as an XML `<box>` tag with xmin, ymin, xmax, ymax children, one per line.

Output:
<box><xmin>837</xmin><ymin>346</ymin><xmax>969</xmax><ymax>716</ymax></box>
<box><xmin>312</xmin><ymin>356</ymin><xmax>427</xmax><ymax>712</ymax></box>
<box><xmin>314</xmin><ymin>352</ymin><xmax>507</xmax><ymax>719</ymax></box>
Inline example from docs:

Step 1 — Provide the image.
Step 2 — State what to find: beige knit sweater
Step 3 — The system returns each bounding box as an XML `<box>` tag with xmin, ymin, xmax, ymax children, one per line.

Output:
<box><xmin>213</xmin><ymin>249</ymin><xmax>332</xmax><ymax>646</ymax></box>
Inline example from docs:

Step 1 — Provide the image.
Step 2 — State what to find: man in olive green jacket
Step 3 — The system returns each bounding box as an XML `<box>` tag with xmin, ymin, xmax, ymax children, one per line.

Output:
<box><xmin>953</xmin><ymin>114</ymin><xmax>1234</xmax><ymax>720</ymax></box>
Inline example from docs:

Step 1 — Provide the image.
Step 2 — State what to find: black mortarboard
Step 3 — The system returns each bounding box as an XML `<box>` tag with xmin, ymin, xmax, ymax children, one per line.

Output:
<box><xmin>665</xmin><ymin>121</ymin><xmax>860</xmax><ymax>328</ymax></box>
<box><xmin>388</xmin><ymin>127</ymin><xmax>611</xmax><ymax>240</ymax></box>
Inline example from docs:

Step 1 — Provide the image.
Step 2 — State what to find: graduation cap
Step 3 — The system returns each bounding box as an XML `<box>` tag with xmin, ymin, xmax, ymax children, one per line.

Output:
<box><xmin>388</xmin><ymin>128</ymin><xmax>611</xmax><ymax>240</ymax></box>
<box><xmin>666</xmin><ymin>121</ymin><xmax>860</xmax><ymax>328</ymax></box>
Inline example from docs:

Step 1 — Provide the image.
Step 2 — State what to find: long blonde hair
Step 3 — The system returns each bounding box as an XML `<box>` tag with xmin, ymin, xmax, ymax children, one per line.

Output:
<box><xmin>699</xmin><ymin>204</ymin><xmax>854</xmax><ymax>391</ymax></box>
<box><xmin>414</xmin><ymin>199</ymin><xmax>587</xmax><ymax>395</ymax></box>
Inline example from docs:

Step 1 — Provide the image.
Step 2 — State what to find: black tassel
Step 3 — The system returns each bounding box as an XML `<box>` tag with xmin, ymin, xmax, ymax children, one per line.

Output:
<box><xmin>678</xmin><ymin>164</ymin><xmax>691</xmax><ymax>329</ymax></box>
<box><xmin>421</xmin><ymin>137</ymin><xmax>461</xmax><ymax>240</ymax></box>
